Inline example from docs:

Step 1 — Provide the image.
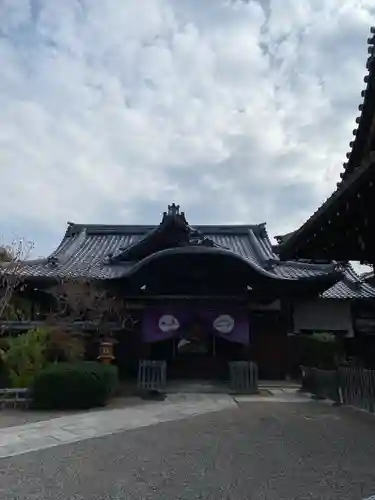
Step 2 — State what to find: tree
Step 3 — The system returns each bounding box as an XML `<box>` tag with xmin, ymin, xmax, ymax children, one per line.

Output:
<box><xmin>47</xmin><ymin>278</ymin><xmax>138</xmax><ymax>334</ymax></box>
<box><xmin>0</xmin><ymin>238</ymin><xmax>34</xmax><ymax>327</ymax></box>
<box><xmin>45</xmin><ymin>277</ymin><xmax>138</xmax><ymax>360</ymax></box>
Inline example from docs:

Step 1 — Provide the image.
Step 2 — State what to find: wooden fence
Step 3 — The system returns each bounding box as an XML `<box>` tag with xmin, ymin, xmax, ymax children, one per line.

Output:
<box><xmin>300</xmin><ymin>366</ymin><xmax>339</xmax><ymax>401</ymax></box>
<box><xmin>229</xmin><ymin>361</ymin><xmax>258</xmax><ymax>394</ymax></box>
<box><xmin>138</xmin><ymin>360</ymin><xmax>167</xmax><ymax>392</ymax></box>
<box><xmin>338</xmin><ymin>366</ymin><xmax>375</xmax><ymax>413</ymax></box>
<box><xmin>0</xmin><ymin>388</ymin><xmax>31</xmax><ymax>409</ymax></box>
<box><xmin>301</xmin><ymin>365</ymin><xmax>375</xmax><ymax>412</ymax></box>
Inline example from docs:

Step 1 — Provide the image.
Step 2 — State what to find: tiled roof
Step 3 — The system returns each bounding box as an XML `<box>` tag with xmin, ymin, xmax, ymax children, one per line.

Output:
<box><xmin>10</xmin><ymin>204</ymin><xmax>375</xmax><ymax>299</ymax></box>
<box><xmin>322</xmin><ymin>264</ymin><xmax>375</xmax><ymax>300</ymax></box>
<box><xmin>14</xmin><ymin>221</ymin><xmax>332</xmax><ymax>278</ymax></box>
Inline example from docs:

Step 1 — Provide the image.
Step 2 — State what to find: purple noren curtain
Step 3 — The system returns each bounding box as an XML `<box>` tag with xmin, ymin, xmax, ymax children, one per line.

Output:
<box><xmin>142</xmin><ymin>306</ymin><xmax>249</xmax><ymax>344</ymax></box>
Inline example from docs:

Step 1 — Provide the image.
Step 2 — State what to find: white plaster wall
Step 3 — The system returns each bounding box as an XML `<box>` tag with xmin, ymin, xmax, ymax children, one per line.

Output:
<box><xmin>292</xmin><ymin>300</ymin><xmax>354</xmax><ymax>337</ymax></box>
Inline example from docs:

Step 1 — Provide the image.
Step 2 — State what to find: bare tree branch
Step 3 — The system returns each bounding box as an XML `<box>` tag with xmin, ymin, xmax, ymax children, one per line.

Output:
<box><xmin>0</xmin><ymin>238</ymin><xmax>34</xmax><ymax>326</ymax></box>
<box><xmin>46</xmin><ymin>277</ymin><xmax>138</xmax><ymax>337</ymax></box>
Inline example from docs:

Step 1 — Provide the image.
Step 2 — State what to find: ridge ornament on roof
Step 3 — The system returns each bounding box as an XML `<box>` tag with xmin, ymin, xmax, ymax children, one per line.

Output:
<box><xmin>166</xmin><ymin>203</ymin><xmax>181</xmax><ymax>217</ymax></box>
<box><xmin>105</xmin><ymin>203</ymin><xmax>225</xmax><ymax>264</ymax></box>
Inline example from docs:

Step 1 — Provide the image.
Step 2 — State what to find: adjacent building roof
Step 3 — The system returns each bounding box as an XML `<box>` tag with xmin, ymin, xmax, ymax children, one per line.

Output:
<box><xmin>322</xmin><ymin>265</ymin><xmax>375</xmax><ymax>300</ymax></box>
<box><xmin>8</xmin><ymin>203</ymin><xmax>375</xmax><ymax>300</ymax></box>
<box><xmin>278</xmin><ymin>27</ymin><xmax>375</xmax><ymax>262</ymax></box>
<box><xmin>341</xmin><ymin>27</ymin><xmax>375</xmax><ymax>183</ymax></box>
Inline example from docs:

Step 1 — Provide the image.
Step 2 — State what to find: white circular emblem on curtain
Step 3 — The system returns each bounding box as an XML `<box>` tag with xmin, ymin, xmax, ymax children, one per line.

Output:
<box><xmin>213</xmin><ymin>314</ymin><xmax>234</xmax><ymax>334</ymax></box>
<box><xmin>158</xmin><ymin>315</ymin><xmax>180</xmax><ymax>332</ymax></box>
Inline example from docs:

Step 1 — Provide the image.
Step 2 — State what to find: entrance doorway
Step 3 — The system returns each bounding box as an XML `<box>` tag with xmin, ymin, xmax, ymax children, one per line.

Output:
<box><xmin>149</xmin><ymin>318</ymin><xmax>247</xmax><ymax>380</ymax></box>
<box><xmin>171</xmin><ymin>318</ymin><xmax>218</xmax><ymax>379</ymax></box>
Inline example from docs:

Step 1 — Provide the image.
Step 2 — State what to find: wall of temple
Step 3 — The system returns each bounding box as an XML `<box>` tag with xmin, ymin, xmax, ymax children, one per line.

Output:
<box><xmin>292</xmin><ymin>299</ymin><xmax>354</xmax><ymax>337</ymax></box>
<box><xmin>248</xmin><ymin>300</ymin><xmax>281</xmax><ymax>311</ymax></box>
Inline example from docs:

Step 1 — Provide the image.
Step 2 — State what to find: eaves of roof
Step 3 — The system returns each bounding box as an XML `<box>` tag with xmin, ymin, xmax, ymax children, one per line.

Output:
<box><xmin>340</xmin><ymin>27</ymin><xmax>375</xmax><ymax>182</ymax></box>
<box><xmin>278</xmin><ymin>26</ymin><xmax>375</xmax><ymax>258</ymax></box>
<box><xmin>108</xmin><ymin>245</ymin><xmax>344</xmax><ymax>295</ymax></box>
<box><xmin>278</xmin><ymin>151</ymin><xmax>375</xmax><ymax>257</ymax></box>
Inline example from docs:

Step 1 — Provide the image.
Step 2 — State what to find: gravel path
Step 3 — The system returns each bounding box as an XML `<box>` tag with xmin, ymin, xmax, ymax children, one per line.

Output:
<box><xmin>0</xmin><ymin>402</ymin><xmax>375</xmax><ymax>499</ymax></box>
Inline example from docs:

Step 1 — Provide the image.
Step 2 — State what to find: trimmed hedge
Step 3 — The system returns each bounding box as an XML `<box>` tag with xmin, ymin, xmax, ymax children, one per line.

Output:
<box><xmin>30</xmin><ymin>361</ymin><xmax>119</xmax><ymax>410</ymax></box>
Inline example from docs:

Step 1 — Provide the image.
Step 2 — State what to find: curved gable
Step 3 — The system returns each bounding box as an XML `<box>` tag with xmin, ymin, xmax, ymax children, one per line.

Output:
<box><xmin>107</xmin><ymin>203</ymin><xmax>223</xmax><ymax>263</ymax></box>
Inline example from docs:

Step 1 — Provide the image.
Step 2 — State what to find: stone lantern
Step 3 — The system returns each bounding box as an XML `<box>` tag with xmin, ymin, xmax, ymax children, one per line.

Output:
<box><xmin>98</xmin><ymin>337</ymin><xmax>116</xmax><ymax>364</ymax></box>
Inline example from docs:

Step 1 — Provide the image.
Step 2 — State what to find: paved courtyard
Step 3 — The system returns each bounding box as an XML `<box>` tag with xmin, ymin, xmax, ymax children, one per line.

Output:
<box><xmin>1</xmin><ymin>394</ymin><xmax>375</xmax><ymax>499</ymax></box>
<box><xmin>0</xmin><ymin>388</ymin><xmax>310</xmax><ymax>457</ymax></box>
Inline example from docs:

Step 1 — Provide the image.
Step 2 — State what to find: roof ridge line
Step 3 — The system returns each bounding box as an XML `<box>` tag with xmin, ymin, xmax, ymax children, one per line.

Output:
<box><xmin>52</xmin><ymin>229</ymin><xmax>87</xmax><ymax>264</ymax></box>
<box><xmin>343</xmin><ymin>262</ymin><xmax>360</xmax><ymax>280</ymax></box>
<box><xmin>67</xmin><ymin>223</ymin><xmax>266</xmax><ymax>234</ymax></box>
<box><xmin>341</xmin><ymin>274</ymin><xmax>363</xmax><ymax>290</ymax></box>
<box><xmin>267</xmin><ymin>258</ymin><xmax>338</xmax><ymax>271</ymax></box>
<box><xmin>257</xmin><ymin>223</ymin><xmax>278</xmax><ymax>258</ymax></box>
<box><xmin>246</xmin><ymin>229</ymin><xmax>266</xmax><ymax>264</ymax></box>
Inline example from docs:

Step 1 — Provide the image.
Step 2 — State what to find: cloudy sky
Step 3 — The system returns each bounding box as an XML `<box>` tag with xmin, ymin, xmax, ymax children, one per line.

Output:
<box><xmin>1</xmin><ymin>0</ymin><xmax>374</xmax><ymax>258</ymax></box>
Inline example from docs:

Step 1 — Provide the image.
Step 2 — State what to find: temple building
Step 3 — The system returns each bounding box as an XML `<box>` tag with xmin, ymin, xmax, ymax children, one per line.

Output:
<box><xmin>8</xmin><ymin>203</ymin><xmax>375</xmax><ymax>379</ymax></box>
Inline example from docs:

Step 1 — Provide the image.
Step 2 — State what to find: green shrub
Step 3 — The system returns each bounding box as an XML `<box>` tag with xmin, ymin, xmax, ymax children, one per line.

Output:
<box><xmin>30</xmin><ymin>361</ymin><xmax>119</xmax><ymax>410</ymax></box>
<box><xmin>299</xmin><ymin>332</ymin><xmax>342</xmax><ymax>370</ymax></box>
<box><xmin>0</xmin><ymin>347</ymin><xmax>9</xmax><ymax>388</ymax></box>
<box><xmin>2</xmin><ymin>328</ymin><xmax>49</xmax><ymax>388</ymax></box>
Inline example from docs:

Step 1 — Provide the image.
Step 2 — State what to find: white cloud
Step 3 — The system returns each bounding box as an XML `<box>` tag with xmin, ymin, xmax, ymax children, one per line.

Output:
<box><xmin>0</xmin><ymin>0</ymin><xmax>374</xmax><ymax>255</ymax></box>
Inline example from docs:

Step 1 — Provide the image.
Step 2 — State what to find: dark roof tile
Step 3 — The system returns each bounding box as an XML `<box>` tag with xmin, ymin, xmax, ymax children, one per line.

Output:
<box><xmin>322</xmin><ymin>264</ymin><xmax>375</xmax><ymax>299</ymax></box>
<box><xmin>15</xmin><ymin>216</ymin><xmax>375</xmax><ymax>299</ymax></box>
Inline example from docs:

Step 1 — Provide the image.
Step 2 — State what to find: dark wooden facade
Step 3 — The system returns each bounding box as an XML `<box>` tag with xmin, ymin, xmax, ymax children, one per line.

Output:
<box><xmin>110</xmin><ymin>304</ymin><xmax>289</xmax><ymax>381</ymax></box>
